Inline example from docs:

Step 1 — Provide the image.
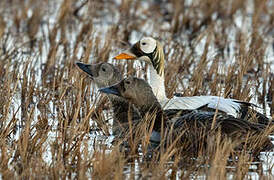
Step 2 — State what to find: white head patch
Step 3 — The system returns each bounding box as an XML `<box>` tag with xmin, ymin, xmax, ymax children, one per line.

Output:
<box><xmin>140</xmin><ymin>37</ymin><xmax>157</xmax><ymax>54</ymax></box>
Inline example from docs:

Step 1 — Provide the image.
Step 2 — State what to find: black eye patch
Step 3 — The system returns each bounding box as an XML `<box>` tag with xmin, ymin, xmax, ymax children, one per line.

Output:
<box><xmin>130</xmin><ymin>43</ymin><xmax>144</xmax><ymax>57</ymax></box>
<box><xmin>147</xmin><ymin>47</ymin><xmax>157</xmax><ymax>63</ymax></box>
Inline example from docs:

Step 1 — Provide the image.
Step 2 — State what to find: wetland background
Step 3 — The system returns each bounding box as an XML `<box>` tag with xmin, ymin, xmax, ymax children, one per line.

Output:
<box><xmin>0</xmin><ymin>0</ymin><xmax>273</xmax><ymax>179</ymax></box>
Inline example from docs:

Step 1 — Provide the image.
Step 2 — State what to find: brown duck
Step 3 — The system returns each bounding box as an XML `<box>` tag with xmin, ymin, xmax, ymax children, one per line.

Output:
<box><xmin>99</xmin><ymin>77</ymin><xmax>273</xmax><ymax>155</ymax></box>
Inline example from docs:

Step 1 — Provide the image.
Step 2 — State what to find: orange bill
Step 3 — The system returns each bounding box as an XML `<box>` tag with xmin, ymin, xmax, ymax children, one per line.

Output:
<box><xmin>113</xmin><ymin>53</ymin><xmax>136</xmax><ymax>60</ymax></box>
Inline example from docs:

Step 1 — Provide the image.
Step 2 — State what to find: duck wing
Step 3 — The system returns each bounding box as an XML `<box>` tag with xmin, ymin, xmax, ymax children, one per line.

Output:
<box><xmin>172</xmin><ymin>111</ymin><xmax>265</xmax><ymax>134</ymax></box>
<box><xmin>163</xmin><ymin>95</ymin><xmax>272</xmax><ymax>125</ymax></box>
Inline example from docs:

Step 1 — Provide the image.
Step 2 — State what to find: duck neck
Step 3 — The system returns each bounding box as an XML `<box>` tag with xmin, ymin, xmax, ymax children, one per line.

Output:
<box><xmin>138</xmin><ymin>101</ymin><xmax>167</xmax><ymax>132</ymax></box>
<box><xmin>147</xmin><ymin>64</ymin><xmax>167</xmax><ymax>102</ymax></box>
<box><xmin>108</xmin><ymin>95</ymin><xmax>138</xmax><ymax>124</ymax></box>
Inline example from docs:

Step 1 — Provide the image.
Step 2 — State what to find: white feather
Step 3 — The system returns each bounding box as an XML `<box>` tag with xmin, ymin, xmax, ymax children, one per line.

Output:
<box><xmin>161</xmin><ymin>96</ymin><xmax>241</xmax><ymax>117</ymax></box>
<box><xmin>140</xmin><ymin>37</ymin><xmax>157</xmax><ymax>54</ymax></box>
<box><xmin>147</xmin><ymin>65</ymin><xmax>167</xmax><ymax>101</ymax></box>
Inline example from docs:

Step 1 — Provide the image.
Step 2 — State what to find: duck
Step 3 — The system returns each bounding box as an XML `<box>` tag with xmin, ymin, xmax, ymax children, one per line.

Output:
<box><xmin>113</xmin><ymin>37</ymin><xmax>271</xmax><ymax>125</ymax></box>
<box><xmin>75</xmin><ymin>62</ymin><xmax>141</xmax><ymax>137</ymax></box>
<box><xmin>99</xmin><ymin>77</ymin><xmax>273</xmax><ymax>154</ymax></box>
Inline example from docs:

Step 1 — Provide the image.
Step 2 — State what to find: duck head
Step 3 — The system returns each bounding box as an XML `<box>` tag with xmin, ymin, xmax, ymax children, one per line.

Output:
<box><xmin>100</xmin><ymin>77</ymin><xmax>166</xmax><ymax>132</ymax></box>
<box><xmin>76</xmin><ymin>62</ymin><xmax>122</xmax><ymax>88</ymax></box>
<box><xmin>99</xmin><ymin>77</ymin><xmax>158</xmax><ymax>108</ymax></box>
<box><xmin>114</xmin><ymin>37</ymin><xmax>165</xmax><ymax>77</ymax></box>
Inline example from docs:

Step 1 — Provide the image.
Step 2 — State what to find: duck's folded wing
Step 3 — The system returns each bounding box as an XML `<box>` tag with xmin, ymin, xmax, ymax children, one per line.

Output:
<box><xmin>162</xmin><ymin>96</ymin><xmax>252</xmax><ymax>117</ymax></box>
<box><xmin>173</xmin><ymin>111</ymin><xmax>264</xmax><ymax>133</ymax></box>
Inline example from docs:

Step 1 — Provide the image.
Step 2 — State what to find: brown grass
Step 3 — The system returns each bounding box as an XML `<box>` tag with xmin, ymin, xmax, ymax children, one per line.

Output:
<box><xmin>0</xmin><ymin>0</ymin><xmax>273</xmax><ymax>179</ymax></box>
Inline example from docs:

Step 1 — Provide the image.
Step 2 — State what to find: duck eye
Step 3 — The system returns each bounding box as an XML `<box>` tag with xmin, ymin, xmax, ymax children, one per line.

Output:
<box><xmin>141</xmin><ymin>42</ymin><xmax>146</xmax><ymax>46</ymax></box>
<box><xmin>102</xmin><ymin>67</ymin><xmax>106</xmax><ymax>72</ymax></box>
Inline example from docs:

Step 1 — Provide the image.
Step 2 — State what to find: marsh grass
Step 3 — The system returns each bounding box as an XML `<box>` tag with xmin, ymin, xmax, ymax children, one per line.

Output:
<box><xmin>0</xmin><ymin>0</ymin><xmax>273</xmax><ymax>179</ymax></box>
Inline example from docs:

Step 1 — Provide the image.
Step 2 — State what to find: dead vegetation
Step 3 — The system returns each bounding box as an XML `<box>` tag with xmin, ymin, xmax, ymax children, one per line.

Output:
<box><xmin>0</xmin><ymin>0</ymin><xmax>273</xmax><ymax>179</ymax></box>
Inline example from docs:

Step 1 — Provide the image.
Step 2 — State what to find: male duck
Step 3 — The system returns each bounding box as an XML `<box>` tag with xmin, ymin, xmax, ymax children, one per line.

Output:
<box><xmin>113</xmin><ymin>37</ymin><xmax>271</xmax><ymax>125</ymax></box>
